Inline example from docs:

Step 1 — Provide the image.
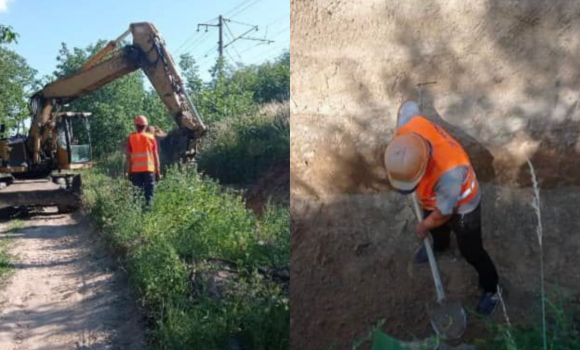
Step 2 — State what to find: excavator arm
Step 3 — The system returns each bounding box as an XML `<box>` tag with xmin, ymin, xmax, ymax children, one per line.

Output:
<box><xmin>28</xmin><ymin>22</ymin><xmax>206</xmax><ymax>165</ymax></box>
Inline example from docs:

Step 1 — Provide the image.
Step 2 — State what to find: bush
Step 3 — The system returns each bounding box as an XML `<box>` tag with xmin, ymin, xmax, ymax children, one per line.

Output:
<box><xmin>475</xmin><ymin>290</ymin><xmax>580</xmax><ymax>350</ymax></box>
<box><xmin>82</xmin><ymin>164</ymin><xmax>289</xmax><ymax>350</ymax></box>
<box><xmin>198</xmin><ymin>102</ymin><xmax>290</xmax><ymax>184</ymax></box>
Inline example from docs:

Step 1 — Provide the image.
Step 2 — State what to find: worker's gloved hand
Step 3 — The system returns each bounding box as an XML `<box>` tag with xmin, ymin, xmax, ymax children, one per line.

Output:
<box><xmin>155</xmin><ymin>172</ymin><xmax>161</xmax><ymax>182</ymax></box>
<box><xmin>415</xmin><ymin>222</ymin><xmax>430</xmax><ymax>240</ymax></box>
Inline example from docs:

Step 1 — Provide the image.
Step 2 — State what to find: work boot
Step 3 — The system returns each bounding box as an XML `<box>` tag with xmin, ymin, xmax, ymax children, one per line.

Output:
<box><xmin>414</xmin><ymin>245</ymin><xmax>447</xmax><ymax>264</ymax></box>
<box><xmin>476</xmin><ymin>288</ymin><xmax>501</xmax><ymax>316</ymax></box>
<box><xmin>414</xmin><ymin>245</ymin><xmax>430</xmax><ymax>264</ymax></box>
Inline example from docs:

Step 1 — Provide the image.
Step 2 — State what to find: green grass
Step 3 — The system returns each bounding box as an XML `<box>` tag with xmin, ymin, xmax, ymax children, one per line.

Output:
<box><xmin>342</xmin><ymin>300</ymin><xmax>580</xmax><ymax>350</ymax></box>
<box><xmin>475</xmin><ymin>160</ymin><xmax>579</xmax><ymax>350</ymax></box>
<box><xmin>475</xmin><ymin>298</ymin><xmax>580</xmax><ymax>350</ymax></box>
<box><xmin>197</xmin><ymin>102</ymin><xmax>289</xmax><ymax>184</ymax></box>
<box><xmin>5</xmin><ymin>220</ymin><xmax>23</xmax><ymax>234</ymax></box>
<box><xmin>0</xmin><ymin>240</ymin><xmax>11</xmax><ymax>277</ymax></box>
<box><xmin>83</xmin><ymin>164</ymin><xmax>289</xmax><ymax>350</ymax></box>
<box><xmin>0</xmin><ymin>222</ymin><xmax>18</xmax><ymax>278</ymax></box>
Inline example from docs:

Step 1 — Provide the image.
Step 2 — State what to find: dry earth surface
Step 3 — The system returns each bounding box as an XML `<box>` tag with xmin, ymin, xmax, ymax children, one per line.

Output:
<box><xmin>0</xmin><ymin>181</ymin><xmax>145</xmax><ymax>350</ymax></box>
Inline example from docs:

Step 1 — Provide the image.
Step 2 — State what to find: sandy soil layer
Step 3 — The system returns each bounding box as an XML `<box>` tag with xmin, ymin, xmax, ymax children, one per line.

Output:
<box><xmin>0</xmin><ymin>207</ymin><xmax>144</xmax><ymax>350</ymax></box>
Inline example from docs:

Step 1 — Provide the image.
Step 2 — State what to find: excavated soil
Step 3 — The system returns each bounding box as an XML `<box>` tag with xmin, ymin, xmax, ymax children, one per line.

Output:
<box><xmin>290</xmin><ymin>1</ymin><xmax>580</xmax><ymax>349</ymax></box>
<box><xmin>244</xmin><ymin>160</ymin><xmax>290</xmax><ymax>215</ymax></box>
<box><xmin>292</xmin><ymin>184</ymin><xmax>580</xmax><ymax>350</ymax></box>
<box><xmin>0</xmin><ymin>191</ymin><xmax>145</xmax><ymax>350</ymax></box>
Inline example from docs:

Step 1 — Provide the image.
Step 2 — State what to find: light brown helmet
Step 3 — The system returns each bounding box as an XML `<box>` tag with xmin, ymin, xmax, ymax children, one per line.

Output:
<box><xmin>384</xmin><ymin>133</ymin><xmax>430</xmax><ymax>192</ymax></box>
<box><xmin>134</xmin><ymin>115</ymin><xmax>148</xmax><ymax>126</ymax></box>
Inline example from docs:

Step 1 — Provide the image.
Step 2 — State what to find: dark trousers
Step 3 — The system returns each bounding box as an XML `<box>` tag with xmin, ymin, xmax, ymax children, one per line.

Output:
<box><xmin>425</xmin><ymin>204</ymin><xmax>499</xmax><ymax>293</ymax></box>
<box><xmin>130</xmin><ymin>172</ymin><xmax>155</xmax><ymax>206</ymax></box>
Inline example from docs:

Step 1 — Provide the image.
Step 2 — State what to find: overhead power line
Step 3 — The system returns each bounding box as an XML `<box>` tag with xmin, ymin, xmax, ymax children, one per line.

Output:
<box><xmin>223</xmin><ymin>0</ymin><xmax>255</xmax><ymax>17</ymax></box>
<box><xmin>181</xmin><ymin>32</ymin><xmax>213</xmax><ymax>56</ymax></box>
<box><xmin>177</xmin><ymin>31</ymin><xmax>210</xmax><ymax>56</ymax></box>
<box><xmin>224</xmin><ymin>22</ymin><xmax>243</xmax><ymax>60</ymax></box>
<box><xmin>174</xmin><ymin>15</ymin><xmax>217</xmax><ymax>54</ymax></box>
<box><xmin>247</xmin><ymin>39</ymin><xmax>288</xmax><ymax>64</ymax></box>
<box><xmin>201</xmin><ymin>44</ymin><xmax>219</xmax><ymax>60</ymax></box>
<box><xmin>174</xmin><ymin>31</ymin><xmax>201</xmax><ymax>53</ymax></box>
<box><xmin>225</xmin><ymin>48</ymin><xmax>239</xmax><ymax>65</ymax></box>
<box><xmin>197</xmin><ymin>14</ymin><xmax>274</xmax><ymax>60</ymax></box>
<box><xmin>265</xmin><ymin>13</ymin><xmax>289</xmax><ymax>27</ymax></box>
<box><xmin>227</xmin><ymin>19</ymin><xmax>257</xmax><ymax>27</ymax></box>
<box><xmin>229</xmin><ymin>0</ymin><xmax>263</xmax><ymax>19</ymax></box>
<box><xmin>238</xmin><ymin>41</ymin><xmax>268</xmax><ymax>55</ymax></box>
<box><xmin>271</xmin><ymin>26</ymin><xmax>290</xmax><ymax>39</ymax></box>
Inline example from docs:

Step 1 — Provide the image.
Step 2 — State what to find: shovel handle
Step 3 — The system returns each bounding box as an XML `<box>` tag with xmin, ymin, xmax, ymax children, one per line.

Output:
<box><xmin>412</xmin><ymin>193</ymin><xmax>446</xmax><ymax>303</ymax></box>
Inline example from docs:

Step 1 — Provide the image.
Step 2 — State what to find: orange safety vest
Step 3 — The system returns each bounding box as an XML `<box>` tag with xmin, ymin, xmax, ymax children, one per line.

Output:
<box><xmin>128</xmin><ymin>132</ymin><xmax>156</xmax><ymax>173</ymax></box>
<box><xmin>396</xmin><ymin>116</ymin><xmax>479</xmax><ymax>211</ymax></box>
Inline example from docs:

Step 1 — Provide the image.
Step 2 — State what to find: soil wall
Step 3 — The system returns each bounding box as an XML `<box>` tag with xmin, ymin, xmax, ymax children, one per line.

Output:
<box><xmin>290</xmin><ymin>1</ymin><xmax>580</xmax><ymax>349</ymax></box>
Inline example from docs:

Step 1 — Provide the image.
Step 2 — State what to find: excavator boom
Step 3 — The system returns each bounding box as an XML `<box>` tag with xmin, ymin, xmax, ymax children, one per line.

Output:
<box><xmin>28</xmin><ymin>22</ymin><xmax>206</xmax><ymax>165</ymax></box>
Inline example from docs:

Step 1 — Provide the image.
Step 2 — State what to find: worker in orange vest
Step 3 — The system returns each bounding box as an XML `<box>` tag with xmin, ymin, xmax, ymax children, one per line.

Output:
<box><xmin>126</xmin><ymin>115</ymin><xmax>161</xmax><ymax>206</ymax></box>
<box><xmin>383</xmin><ymin>101</ymin><xmax>500</xmax><ymax>315</ymax></box>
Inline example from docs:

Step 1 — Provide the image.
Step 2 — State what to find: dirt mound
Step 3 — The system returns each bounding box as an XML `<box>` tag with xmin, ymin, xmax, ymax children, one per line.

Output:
<box><xmin>244</xmin><ymin>160</ymin><xmax>290</xmax><ymax>214</ymax></box>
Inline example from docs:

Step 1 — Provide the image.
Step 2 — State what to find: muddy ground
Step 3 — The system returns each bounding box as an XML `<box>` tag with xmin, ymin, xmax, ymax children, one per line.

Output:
<box><xmin>0</xmin><ymin>182</ymin><xmax>144</xmax><ymax>350</ymax></box>
<box><xmin>290</xmin><ymin>0</ymin><xmax>580</xmax><ymax>349</ymax></box>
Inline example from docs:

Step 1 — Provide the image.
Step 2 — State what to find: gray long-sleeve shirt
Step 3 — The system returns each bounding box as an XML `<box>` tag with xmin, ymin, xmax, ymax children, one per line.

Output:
<box><xmin>397</xmin><ymin>101</ymin><xmax>480</xmax><ymax>215</ymax></box>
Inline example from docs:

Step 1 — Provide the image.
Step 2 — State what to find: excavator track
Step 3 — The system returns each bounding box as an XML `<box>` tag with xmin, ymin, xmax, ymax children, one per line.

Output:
<box><xmin>0</xmin><ymin>176</ymin><xmax>81</xmax><ymax>216</ymax></box>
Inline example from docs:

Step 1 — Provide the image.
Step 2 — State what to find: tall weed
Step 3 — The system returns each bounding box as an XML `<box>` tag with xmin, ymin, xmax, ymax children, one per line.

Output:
<box><xmin>198</xmin><ymin>101</ymin><xmax>289</xmax><ymax>184</ymax></box>
<box><xmin>476</xmin><ymin>160</ymin><xmax>579</xmax><ymax>350</ymax></box>
<box><xmin>82</xmin><ymin>163</ymin><xmax>289</xmax><ymax>349</ymax></box>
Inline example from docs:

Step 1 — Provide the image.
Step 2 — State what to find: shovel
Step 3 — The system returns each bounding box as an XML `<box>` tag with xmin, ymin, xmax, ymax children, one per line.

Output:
<box><xmin>411</xmin><ymin>193</ymin><xmax>467</xmax><ymax>339</ymax></box>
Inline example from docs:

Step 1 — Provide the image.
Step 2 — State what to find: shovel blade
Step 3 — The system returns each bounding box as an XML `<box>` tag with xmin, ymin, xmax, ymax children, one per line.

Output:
<box><xmin>427</xmin><ymin>299</ymin><xmax>466</xmax><ymax>339</ymax></box>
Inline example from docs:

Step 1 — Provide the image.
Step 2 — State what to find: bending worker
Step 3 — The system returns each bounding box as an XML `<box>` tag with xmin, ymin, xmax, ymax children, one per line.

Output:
<box><xmin>126</xmin><ymin>115</ymin><xmax>161</xmax><ymax>206</ymax></box>
<box><xmin>383</xmin><ymin>101</ymin><xmax>500</xmax><ymax>315</ymax></box>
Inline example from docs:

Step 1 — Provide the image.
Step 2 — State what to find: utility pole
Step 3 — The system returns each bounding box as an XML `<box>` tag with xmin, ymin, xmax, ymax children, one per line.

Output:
<box><xmin>198</xmin><ymin>15</ymin><xmax>224</xmax><ymax>59</ymax></box>
<box><xmin>218</xmin><ymin>15</ymin><xmax>223</xmax><ymax>58</ymax></box>
<box><xmin>197</xmin><ymin>15</ymin><xmax>275</xmax><ymax>62</ymax></box>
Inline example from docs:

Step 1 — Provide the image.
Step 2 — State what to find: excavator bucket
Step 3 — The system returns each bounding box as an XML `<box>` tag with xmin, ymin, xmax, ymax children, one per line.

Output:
<box><xmin>0</xmin><ymin>175</ymin><xmax>82</xmax><ymax>215</ymax></box>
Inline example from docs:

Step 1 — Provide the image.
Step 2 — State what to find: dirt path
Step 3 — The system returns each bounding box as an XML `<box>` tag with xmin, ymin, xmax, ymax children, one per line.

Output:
<box><xmin>0</xmin><ymin>212</ymin><xmax>145</xmax><ymax>350</ymax></box>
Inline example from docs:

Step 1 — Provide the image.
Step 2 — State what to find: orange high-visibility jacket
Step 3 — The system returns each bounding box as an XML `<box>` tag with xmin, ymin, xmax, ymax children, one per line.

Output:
<box><xmin>128</xmin><ymin>132</ymin><xmax>156</xmax><ymax>173</ymax></box>
<box><xmin>396</xmin><ymin>116</ymin><xmax>479</xmax><ymax>211</ymax></box>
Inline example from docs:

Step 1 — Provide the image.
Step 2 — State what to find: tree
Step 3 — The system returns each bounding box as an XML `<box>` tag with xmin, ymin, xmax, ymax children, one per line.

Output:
<box><xmin>178</xmin><ymin>53</ymin><xmax>202</xmax><ymax>94</ymax></box>
<box><xmin>185</xmin><ymin>56</ymin><xmax>257</xmax><ymax>124</ymax></box>
<box><xmin>142</xmin><ymin>86</ymin><xmax>174</xmax><ymax>132</ymax></box>
<box><xmin>253</xmin><ymin>50</ymin><xmax>290</xmax><ymax>102</ymax></box>
<box><xmin>0</xmin><ymin>25</ymin><xmax>18</xmax><ymax>44</ymax></box>
<box><xmin>176</xmin><ymin>51</ymin><xmax>291</xmax><ymax>124</ymax></box>
<box><xmin>230</xmin><ymin>50</ymin><xmax>290</xmax><ymax>104</ymax></box>
<box><xmin>0</xmin><ymin>25</ymin><xmax>35</xmax><ymax>136</ymax></box>
<box><xmin>0</xmin><ymin>47</ymin><xmax>37</xmax><ymax>136</ymax></box>
<box><xmin>53</xmin><ymin>41</ymin><xmax>147</xmax><ymax>157</ymax></box>
<box><xmin>42</xmin><ymin>39</ymin><xmax>290</xmax><ymax>157</ymax></box>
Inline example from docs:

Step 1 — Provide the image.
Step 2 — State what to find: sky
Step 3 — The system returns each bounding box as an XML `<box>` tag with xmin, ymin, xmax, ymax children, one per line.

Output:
<box><xmin>0</xmin><ymin>0</ymin><xmax>290</xmax><ymax>82</ymax></box>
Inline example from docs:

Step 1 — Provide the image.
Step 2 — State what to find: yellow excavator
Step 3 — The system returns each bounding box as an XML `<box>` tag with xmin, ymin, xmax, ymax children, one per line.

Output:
<box><xmin>0</xmin><ymin>22</ymin><xmax>206</xmax><ymax>212</ymax></box>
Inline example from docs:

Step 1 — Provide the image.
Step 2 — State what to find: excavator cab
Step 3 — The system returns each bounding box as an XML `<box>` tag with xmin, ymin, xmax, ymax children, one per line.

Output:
<box><xmin>54</xmin><ymin>112</ymin><xmax>93</xmax><ymax>170</ymax></box>
<box><xmin>0</xmin><ymin>112</ymin><xmax>93</xmax><ymax>214</ymax></box>
<box><xmin>0</xmin><ymin>112</ymin><xmax>93</xmax><ymax>176</ymax></box>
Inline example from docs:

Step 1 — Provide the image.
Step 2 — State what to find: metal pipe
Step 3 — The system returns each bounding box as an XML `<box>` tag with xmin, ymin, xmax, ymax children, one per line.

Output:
<box><xmin>412</xmin><ymin>193</ymin><xmax>446</xmax><ymax>302</ymax></box>
<box><xmin>183</xmin><ymin>89</ymin><xmax>206</xmax><ymax>131</ymax></box>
